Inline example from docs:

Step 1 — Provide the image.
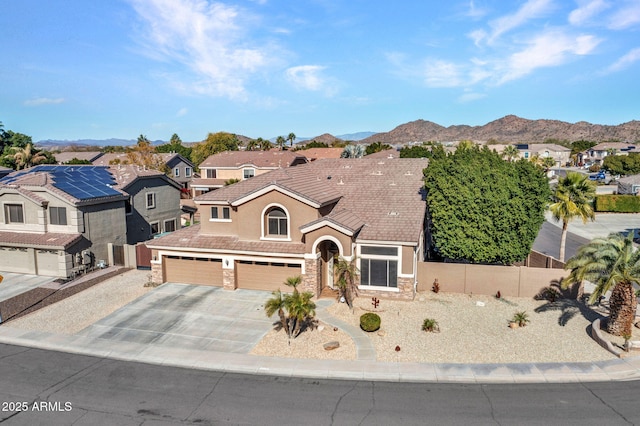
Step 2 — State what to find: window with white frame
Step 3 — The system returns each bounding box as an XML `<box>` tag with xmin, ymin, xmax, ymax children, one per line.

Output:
<box><xmin>206</xmin><ymin>169</ymin><xmax>217</xmax><ymax>178</ymax></box>
<box><xmin>359</xmin><ymin>246</ymin><xmax>398</xmax><ymax>288</ymax></box>
<box><xmin>222</xmin><ymin>206</ymin><xmax>230</xmax><ymax>219</ymax></box>
<box><xmin>210</xmin><ymin>206</ymin><xmax>231</xmax><ymax>221</ymax></box>
<box><xmin>243</xmin><ymin>168</ymin><xmax>255</xmax><ymax>179</ymax></box>
<box><xmin>174</xmin><ymin>167</ymin><xmax>180</xmax><ymax>177</ymax></box>
<box><xmin>146</xmin><ymin>193</ymin><xmax>156</xmax><ymax>209</ymax></box>
<box><xmin>185</xmin><ymin>167</ymin><xmax>192</xmax><ymax>177</ymax></box>
<box><xmin>4</xmin><ymin>204</ymin><xmax>24</xmax><ymax>224</ymax></box>
<box><xmin>266</xmin><ymin>207</ymin><xmax>288</xmax><ymax>237</ymax></box>
<box><xmin>49</xmin><ymin>206</ymin><xmax>67</xmax><ymax>225</ymax></box>
<box><xmin>163</xmin><ymin>219</ymin><xmax>176</xmax><ymax>232</ymax></box>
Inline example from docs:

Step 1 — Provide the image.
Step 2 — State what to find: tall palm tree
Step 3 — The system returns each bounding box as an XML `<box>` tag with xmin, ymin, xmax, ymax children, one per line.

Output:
<box><xmin>501</xmin><ymin>145</ymin><xmax>520</xmax><ymax>162</ymax></box>
<box><xmin>549</xmin><ymin>171</ymin><xmax>596</xmax><ymax>262</ymax></box>
<box><xmin>258</xmin><ymin>137</ymin><xmax>273</xmax><ymax>151</ymax></box>
<box><xmin>334</xmin><ymin>256</ymin><xmax>359</xmax><ymax>309</ymax></box>
<box><xmin>9</xmin><ymin>143</ymin><xmax>47</xmax><ymax>170</ymax></box>
<box><xmin>562</xmin><ymin>232</ymin><xmax>640</xmax><ymax>336</ymax></box>
<box><xmin>276</xmin><ymin>136</ymin><xmax>286</xmax><ymax>150</ymax></box>
<box><xmin>287</xmin><ymin>132</ymin><xmax>296</xmax><ymax>148</ymax></box>
<box><xmin>246</xmin><ymin>139</ymin><xmax>258</xmax><ymax>151</ymax></box>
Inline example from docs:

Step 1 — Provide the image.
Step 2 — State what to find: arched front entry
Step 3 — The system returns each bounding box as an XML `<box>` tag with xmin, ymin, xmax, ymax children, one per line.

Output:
<box><xmin>313</xmin><ymin>237</ymin><xmax>343</xmax><ymax>291</ymax></box>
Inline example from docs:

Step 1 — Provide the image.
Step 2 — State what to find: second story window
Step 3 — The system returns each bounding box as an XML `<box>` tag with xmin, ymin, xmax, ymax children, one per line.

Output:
<box><xmin>243</xmin><ymin>168</ymin><xmax>255</xmax><ymax>179</ymax></box>
<box><xmin>49</xmin><ymin>206</ymin><xmax>67</xmax><ymax>225</ymax></box>
<box><xmin>174</xmin><ymin>167</ymin><xmax>180</xmax><ymax>177</ymax></box>
<box><xmin>267</xmin><ymin>207</ymin><xmax>287</xmax><ymax>237</ymax></box>
<box><xmin>206</xmin><ymin>169</ymin><xmax>217</xmax><ymax>179</ymax></box>
<box><xmin>185</xmin><ymin>167</ymin><xmax>192</xmax><ymax>177</ymax></box>
<box><xmin>4</xmin><ymin>204</ymin><xmax>24</xmax><ymax>224</ymax></box>
<box><xmin>146</xmin><ymin>193</ymin><xmax>156</xmax><ymax>209</ymax></box>
<box><xmin>211</xmin><ymin>206</ymin><xmax>231</xmax><ymax>221</ymax></box>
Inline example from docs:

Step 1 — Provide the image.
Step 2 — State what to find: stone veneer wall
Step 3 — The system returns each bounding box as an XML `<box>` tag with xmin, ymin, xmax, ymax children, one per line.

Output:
<box><xmin>301</xmin><ymin>258</ymin><xmax>320</xmax><ymax>296</ymax></box>
<box><xmin>223</xmin><ymin>268</ymin><xmax>236</xmax><ymax>291</ymax></box>
<box><xmin>151</xmin><ymin>261</ymin><xmax>163</xmax><ymax>284</ymax></box>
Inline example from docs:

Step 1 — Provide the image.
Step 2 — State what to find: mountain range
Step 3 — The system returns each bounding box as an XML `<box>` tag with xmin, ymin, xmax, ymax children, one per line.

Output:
<box><xmin>36</xmin><ymin>115</ymin><xmax>640</xmax><ymax>149</ymax></box>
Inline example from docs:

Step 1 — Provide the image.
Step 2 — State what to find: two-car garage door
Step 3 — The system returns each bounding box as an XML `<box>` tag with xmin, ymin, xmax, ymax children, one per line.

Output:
<box><xmin>164</xmin><ymin>256</ymin><xmax>223</xmax><ymax>286</ymax></box>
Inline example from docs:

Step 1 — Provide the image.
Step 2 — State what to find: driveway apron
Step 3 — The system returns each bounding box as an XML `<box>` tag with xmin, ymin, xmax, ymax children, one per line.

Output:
<box><xmin>78</xmin><ymin>283</ymin><xmax>274</xmax><ymax>353</ymax></box>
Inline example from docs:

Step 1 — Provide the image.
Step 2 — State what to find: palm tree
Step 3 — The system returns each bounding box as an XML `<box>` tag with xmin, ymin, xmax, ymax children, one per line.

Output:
<box><xmin>334</xmin><ymin>256</ymin><xmax>359</xmax><ymax>309</ymax></box>
<box><xmin>9</xmin><ymin>143</ymin><xmax>48</xmax><ymax>169</ymax></box>
<box><xmin>562</xmin><ymin>232</ymin><xmax>640</xmax><ymax>336</ymax></box>
<box><xmin>501</xmin><ymin>145</ymin><xmax>520</xmax><ymax>162</ymax></box>
<box><xmin>245</xmin><ymin>139</ymin><xmax>258</xmax><ymax>151</ymax></box>
<box><xmin>549</xmin><ymin>171</ymin><xmax>596</xmax><ymax>262</ymax></box>
<box><xmin>264</xmin><ymin>289</ymin><xmax>289</xmax><ymax>336</ymax></box>
<box><xmin>276</xmin><ymin>136</ymin><xmax>286</xmax><ymax>150</ymax></box>
<box><xmin>258</xmin><ymin>137</ymin><xmax>273</xmax><ymax>151</ymax></box>
<box><xmin>287</xmin><ymin>132</ymin><xmax>296</xmax><ymax>148</ymax></box>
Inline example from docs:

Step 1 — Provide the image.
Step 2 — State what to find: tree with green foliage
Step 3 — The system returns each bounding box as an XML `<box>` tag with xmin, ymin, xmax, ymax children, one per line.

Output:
<box><xmin>258</xmin><ymin>137</ymin><xmax>273</xmax><ymax>151</ymax></box>
<box><xmin>602</xmin><ymin>152</ymin><xmax>640</xmax><ymax>176</ymax></box>
<box><xmin>365</xmin><ymin>141</ymin><xmax>392</xmax><ymax>155</ymax></box>
<box><xmin>156</xmin><ymin>133</ymin><xmax>193</xmax><ymax>161</ymax></box>
<box><xmin>276</xmin><ymin>136</ymin><xmax>286</xmax><ymax>150</ymax></box>
<box><xmin>341</xmin><ymin>144</ymin><xmax>365</xmax><ymax>158</ymax></box>
<box><xmin>423</xmin><ymin>145</ymin><xmax>550</xmax><ymax>264</ymax></box>
<box><xmin>191</xmin><ymin>132</ymin><xmax>239</xmax><ymax>167</ymax></box>
<box><xmin>64</xmin><ymin>158</ymin><xmax>92</xmax><ymax>165</ymax></box>
<box><xmin>571</xmin><ymin>140</ymin><xmax>597</xmax><ymax>156</ymax></box>
<box><xmin>287</xmin><ymin>132</ymin><xmax>296</xmax><ymax>148</ymax></box>
<box><xmin>296</xmin><ymin>140</ymin><xmax>328</xmax><ymax>150</ymax></box>
<box><xmin>400</xmin><ymin>145</ymin><xmax>432</xmax><ymax>159</ymax></box>
<box><xmin>549</xmin><ymin>172</ymin><xmax>596</xmax><ymax>262</ymax></box>
<box><xmin>334</xmin><ymin>256</ymin><xmax>359</xmax><ymax>310</ymax></box>
<box><xmin>7</xmin><ymin>143</ymin><xmax>50</xmax><ymax>170</ymax></box>
<box><xmin>264</xmin><ymin>276</ymin><xmax>316</xmax><ymax>340</ymax></box>
<box><xmin>126</xmin><ymin>134</ymin><xmax>166</xmax><ymax>171</ymax></box>
<box><xmin>562</xmin><ymin>232</ymin><xmax>640</xmax><ymax>336</ymax></box>
<box><xmin>501</xmin><ymin>145</ymin><xmax>520</xmax><ymax>162</ymax></box>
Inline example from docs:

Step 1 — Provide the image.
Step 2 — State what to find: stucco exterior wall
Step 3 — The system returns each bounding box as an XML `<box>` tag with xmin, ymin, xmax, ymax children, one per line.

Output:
<box><xmin>126</xmin><ymin>178</ymin><xmax>181</xmax><ymax>244</ymax></box>
<box><xmin>304</xmin><ymin>226</ymin><xmax>353</xmax><ymax>257</ymax></box>
<box><xmin>81</xmin><ymin>200</ymin><xmax>127</xmax><ymax>264</ymax></box>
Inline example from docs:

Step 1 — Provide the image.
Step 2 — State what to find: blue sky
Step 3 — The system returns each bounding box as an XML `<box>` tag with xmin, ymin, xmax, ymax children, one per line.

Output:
<box><xmin>1</xmin><ymin>0</ymin><xmax>639</xmax><ymax>142</ymax></box>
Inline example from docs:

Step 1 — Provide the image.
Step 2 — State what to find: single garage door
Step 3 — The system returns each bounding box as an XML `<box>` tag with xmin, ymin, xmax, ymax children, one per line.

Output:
<box><xmin>36</xmin><ymin>250</ymin><xmax>61</xmax><ymax>276</ymax></box>
<box><xmin>0</xmin><ymin>247</ymin><xmax>31</xmax><ymax>274</ymax></box>
<box><xmin>163</xmin><ymin>255</ymin><xmax>223</xmax><ymax>286</ymax></box>
<box><xmin>235</xmin><ymin>260</ymin><xmax>302</xmax><ymax>292</ymax></box>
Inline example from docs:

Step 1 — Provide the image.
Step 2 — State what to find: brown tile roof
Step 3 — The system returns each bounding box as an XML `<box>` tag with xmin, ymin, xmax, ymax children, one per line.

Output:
<box><xmin>301</xmin><ymin>147</ymin><xmax>344</xmax><ymax>160</ymax></box>
<box><xmin>300</xmin><ymin>209</ymin><xmax>365</xmax><ymax>235</ymax></box>
<box><xmin>365</xmin><ymin>149</ymin><xmax>399</xmax><ymax>159</ymax></box>
<box><xmin>198</xmin><ymin>150</ymin><xmax>308</xmax><ymax>169</ymax></box>
<box><xmin>147</xmin><ymin>224</ymin><xmax>306</xmax><ymax>254</ymax></box>
<box><xmin>588</xmin><ymin>142</ymin><xmax>639</xmax><ymax>152</ymax></box>
<box><xmin>199</xmin><ymin>158</ymin><xmax>428</xmax><ymax>243</ymax></box>
<box><xmin>0</xmin><ymin>231</ymin><xmax>82</xmax><ymax>249</ymax></box>
<box><xmin>108</xmin><ymin>165</ymin><xmax>181</xmax><ymax>190</ymax></box>
<box><xmin>91</xmin><ymin>153</ymin><xmax>130</xmax><ymax>166</ymax></box>
<box><xmin>54</xmin><ymin>151</ymin><xmax>103</xmax><ymax>164</ymax></box>
<box><xmin>191</xmin><ymin>178</ymin><xmax>226</xmax><ymax>188</ymax></box>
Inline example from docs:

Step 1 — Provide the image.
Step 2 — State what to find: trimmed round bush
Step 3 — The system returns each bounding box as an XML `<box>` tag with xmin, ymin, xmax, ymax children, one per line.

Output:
<box><xmin>360</xmin><ymin>312</ymin><xmax>381</xmax><ymax>332</ymax></box>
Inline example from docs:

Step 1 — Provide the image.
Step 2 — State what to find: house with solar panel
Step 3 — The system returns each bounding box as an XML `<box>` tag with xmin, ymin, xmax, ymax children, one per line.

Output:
<box><xmin>0</xmin><ymin>165</ymin><xmax>182</xmax><ymax>277</ymax></box>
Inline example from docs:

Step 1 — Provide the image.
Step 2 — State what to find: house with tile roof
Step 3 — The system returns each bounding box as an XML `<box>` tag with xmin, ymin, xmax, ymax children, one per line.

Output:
<box><xmin>54</xmin><ymin>151</ymin><xmax>104</xmax><ymax>164</ymax></box>
<box><xmin>191</xmin><ymin>150</ymin><xmax>308</xmax><ymax>196</ymax></box>
<box><xmin>515</xmin><ymin>143</ymin><xmax>571</xmax><ymax>166</ymax></box>
<box><xmin>578</xmin><ymin>142</ymin><xmax>640</xmax><ymax>166</ymax></box>
<box><xmin>146</xmin><ymin>158</ymin><xmax>428</xmax><ymax>299</ymax></box>
<box><xmin>0</xmin><ymin>166</ymin><xmax>129</xmax><ymax>276</ymax></box>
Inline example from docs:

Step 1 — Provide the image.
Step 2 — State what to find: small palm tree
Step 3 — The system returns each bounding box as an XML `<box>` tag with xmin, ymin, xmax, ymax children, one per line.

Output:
<box><xmin>276</xmin><ymin>136</ymin><xmax>286</xmax><ymax>150</ymax></box>
<box><xmin>264</xmin><ymin>290</ymin><xmax>289</xmax><ymax>336</ymax></box>
<box><xmin>246</xmin><ymin>139</ymin><xmax>258</xmax><ymax>151</ymax></box>
<box><xmin>259</xmin><ymin>137</ymin><xmax>273</xmax><ymax>151</ymax></box>
<box><xmin>501</xmin><ymin>145</ymin><xmax>520</xmax><ymax>162</ymax></box>
<box><xmin>549</xmin><ymin>171</ymin><xmax>596</xmax><ymax>262</ymax></box>
<box><xmin>264</xmin><ymin>276</ymin><xmax>316</xmax><ymax>340</ymax></box>
<box><xmin>562</xmin><ymin>232</ymin><xmax>640</xmax><ymax>336</ymax></box>
<box><xmin>334</xmin><ymin>256</ymin><xmax>359</xmax><ymax>309</ymax></box>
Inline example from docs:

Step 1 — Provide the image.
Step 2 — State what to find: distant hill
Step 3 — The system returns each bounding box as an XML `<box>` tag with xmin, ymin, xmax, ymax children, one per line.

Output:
<box><xmin>336</xmin><ymin>131</ymin><xmax>376</xmax><ymax>141</ymax></box>
<box><xmin>360</xmin><ymin>115</ymin><xmax>640</xmax><ymax>144</ymax></box>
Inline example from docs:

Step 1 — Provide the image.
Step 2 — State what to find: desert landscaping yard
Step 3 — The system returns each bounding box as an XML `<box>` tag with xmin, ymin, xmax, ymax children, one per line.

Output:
<box><xmin>251</xmin><ymin>292</ymin><xmax>629</xmax><ymax>364</ymax></box>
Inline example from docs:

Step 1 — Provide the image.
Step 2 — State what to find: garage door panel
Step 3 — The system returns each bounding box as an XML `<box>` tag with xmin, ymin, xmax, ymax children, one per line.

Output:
<box><xmin>164</xmin><ymin>256</ymin><xmax>222</xmax><ymax>286</ymax></box>
<box><xmin>236</xmin><ymin>261</ymin><xmax>302</xmax><ymax>292</ymax></box>
<box><xmin>0</xmin><ymin>248</ymin><xmax>31</xmax><ymax>274</ymax></box>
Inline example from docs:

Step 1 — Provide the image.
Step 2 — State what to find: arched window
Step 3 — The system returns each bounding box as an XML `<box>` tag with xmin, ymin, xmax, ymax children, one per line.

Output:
<box><xmin>266</xmin><ymin>207</ymin><xmax>288</xmax><ymax>237</ymax></box>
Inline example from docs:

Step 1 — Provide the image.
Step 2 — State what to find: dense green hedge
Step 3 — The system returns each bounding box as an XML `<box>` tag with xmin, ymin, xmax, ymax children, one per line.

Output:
<box><xmin>595</xmin><ymin>195</ymin><xmax>640</xmax><ymax>212</ymax></box>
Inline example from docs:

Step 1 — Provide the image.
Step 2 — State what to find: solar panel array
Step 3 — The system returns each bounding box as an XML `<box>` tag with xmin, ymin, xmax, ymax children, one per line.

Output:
<box><xmin>2</xmin><ymin>165</ymin><xmax>123</xmax><ymax>201</ymax></box>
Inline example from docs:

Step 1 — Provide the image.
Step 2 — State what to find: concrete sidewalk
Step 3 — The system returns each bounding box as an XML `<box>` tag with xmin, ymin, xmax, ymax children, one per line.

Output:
<box><xmin>1</xmin><ymin>321</ymin><xmax>640</xmax><ymax>384</ymax></box>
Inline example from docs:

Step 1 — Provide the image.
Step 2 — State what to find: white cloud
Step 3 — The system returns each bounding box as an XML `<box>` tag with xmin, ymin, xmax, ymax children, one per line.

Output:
<box><xmin>285</xmin><ymin>65</ymin><xmax>335</xmax><ymax>94</ymax></box>
<box><xmin>466</xmin><ymin>0</ymin><xmax>488</xmax><ymax>19</ymax></box>
<box><xmin>605</xmin><ymin>47</ymin><xmax>640</xmax><ymax>73</ymax></box>
<box><xmin>129</xmin><ymin>0</ymin><xmax>270</xmax><ymax>100</ymax></box>
<box><xmin>176</xmin><ymin>107</ymin><xmax>188</xmax><ymax>117</ymax></box>
<box><xmin>423</xmin><ymin>60</ymin><xmax>464</xmax><ymax>88</ymax></box>
<box><xmin>608</xmin><ymin>2</ymin><xmax>640</xmax><ymax>29</ymax></box>
<box><xmin>23</xmin><ymin>97</ymin><xmax>65</xmax><ymax>106</ymax></box>
<box><xmin>498</xmin><ymin>31</ymin><xmax>600</xmax><ymax>84</ymax></box>
<box><xmin>569</xmin><ymin>0</ymin><xmax>610</xmax><ymax>26</ymax></box>
<box><xmin>486</xmin><ymin>0</ymin><xmax>554</xmax><ymax>43</ymax></box>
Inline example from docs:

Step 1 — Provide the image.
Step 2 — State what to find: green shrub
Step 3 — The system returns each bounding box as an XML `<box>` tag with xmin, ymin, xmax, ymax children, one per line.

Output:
<box><xmin>511</xmin><ymin>311</ymin><xmax>530</xmax><ymax>327</ymax></box>
<box><xmin>360</xmin><ymin>312</ymin><xmax>381</xmax><ymax>332</ymax></box>
<box><xmin>595</xmin><ymin>195</ymin><xmax>640</xmax><ymax>213</ymax></box>
<box><xmin>422</xmin><ymin>318</ymin><xmax>440</xmax><ymax>332</ymax></box>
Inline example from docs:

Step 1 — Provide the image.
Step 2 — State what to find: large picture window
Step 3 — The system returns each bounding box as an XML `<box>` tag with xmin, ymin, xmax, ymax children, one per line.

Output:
<box><xmin>49</xmin><ymin>206</ymin><xmax>67</xmax><ymax>225</ymax></box>
<box><xmin>360</xmin><ymin>245</ymin><xmax>398</xmax><ymax>288</ymax></box>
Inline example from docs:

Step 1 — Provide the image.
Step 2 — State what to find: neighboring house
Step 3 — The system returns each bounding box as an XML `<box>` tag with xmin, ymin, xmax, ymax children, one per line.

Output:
<box><xmin>191</xmin><ymin>150</ymin><xmax>308</xmax><ymax>196</ymax></box>
<box><xmin>54</xmin><ymin>151</ymin><xmax>104</xmax><ymax>164</ymax></box>
<box><xmin>365</xmin><ymin>149</ymin><xmax>398</xmax><ymax>159</ymax></box>
<box><xmin>109</xmin><ymin>165</ymin><xmax>183</xmax><ymax>244</ymax></box>
<box><xmin>578</xmin><ymin>142</ymin><xmax>640</xmax><ymax>165</ymax></box>
<box><xmin>0</xmin><ymin>167</ymin><xmax>11</xmax><ymax>179</ymax></box>
<box><xmin>515</xmin><ymin>143</ymin><xmax>571</xmax><ymax>166</ymax></box>
<box><xmin>147</xmin><ymin>158</ymin><xmax>428</xmax><ymax>300</ymax></box>
<box><xmin>301</xmin><ymin>148</ymin><xmax>344</xmax><ymax>161</ymax></box>
<box><xmin>0</xmin><ymin>166</ymin><xmax>129</xmax><ymax>277</ymax></box>
<box><xmin>157</xmin><ymin>153</ymin><xmax>195</xmax><ymax>191</ymax></box>
<box><xmin>91</xmin><ymin>153</ymin><xmax>130</xmax><ymax>166</ymax></box>
<box><xmin>617</xmin><ymin>174</ymin><xmax>640</xmax><ymax>195</ymax></box>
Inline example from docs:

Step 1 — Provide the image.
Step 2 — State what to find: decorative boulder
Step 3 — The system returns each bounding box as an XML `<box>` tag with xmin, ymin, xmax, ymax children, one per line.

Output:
<box><xmin>323</xmin><ymin>341</ymin><xmax>340</xmax><ymax>351</ymax></box>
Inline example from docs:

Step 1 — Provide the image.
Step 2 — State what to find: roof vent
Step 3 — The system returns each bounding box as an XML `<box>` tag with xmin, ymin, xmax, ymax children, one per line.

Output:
<box><xmin>371</xmin><ymin>170</ymin><xmax>382</xmax><ymax>176</ymax></box>
<box><xmin>327</xmin><ymin>176</ymin><xmax>332</xmax><ymax>180</ymax></box>
<box><xmin>404</xmin><ymin>171</ymin><xmax>413</xmax><ymax>176</ymax></box>
<box><xmin>388</xmin><ymin>211</ymin><xmax>399</xmax><ymax>216</ymax></box>
<box><xmin>338</xmin><ymin>178</ymin><xmax>344</xmax><ymax>185</ymax></box>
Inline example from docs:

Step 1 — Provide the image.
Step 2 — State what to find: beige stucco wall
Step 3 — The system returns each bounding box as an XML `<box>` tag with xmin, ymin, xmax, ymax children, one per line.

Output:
<box><xmin>304</xmin><ymin>226</ymin><xmax>353</xmax><ymax>257</ymax></box>
<box><xmin>401</xmin><ymin>245</ymin><xmax>414</xmax><ymax>275</ymax></box>
<box><xmin>209</xmin><ymin>168</ymin><xmax>275</xmax><ymax>181</ymax></box>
